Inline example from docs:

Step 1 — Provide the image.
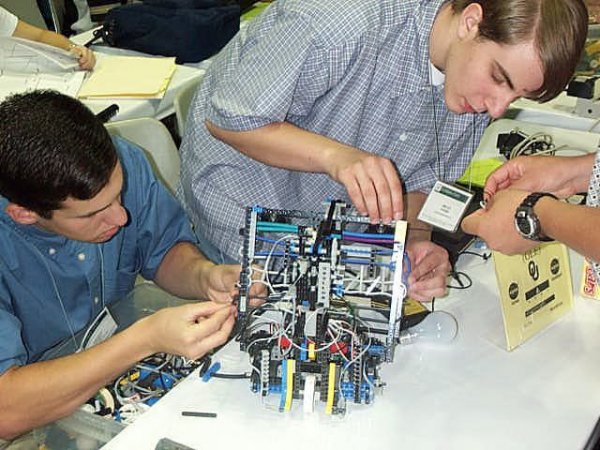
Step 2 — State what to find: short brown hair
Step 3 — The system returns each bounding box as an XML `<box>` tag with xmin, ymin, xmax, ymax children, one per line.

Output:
<box><xmin>451</xmin><ymin>0</ymin><xmax>588</xmax><ymax>102</ymax></box>
<box><xmin>0</xmin><ymin>91</ymin><xmax>117</xmax><ymax>218</ymax></box>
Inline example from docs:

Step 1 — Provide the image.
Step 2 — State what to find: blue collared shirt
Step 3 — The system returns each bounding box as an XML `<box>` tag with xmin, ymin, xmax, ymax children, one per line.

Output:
<box><xmin>178</xmin><ymin>0</ymin><xmax>490</xmax><ymax>261</ymax></box>
<box><xmin>0</xmin><ymin>137</ymin><xmax>196</xmax><ymax>373</ymax></box>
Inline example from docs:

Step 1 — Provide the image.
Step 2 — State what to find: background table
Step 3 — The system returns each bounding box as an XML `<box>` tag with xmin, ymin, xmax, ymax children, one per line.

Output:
<box><xmin>70</xmin><ymin>31</ymin><xmax>205</xmax><ymax>122</ymax></box>
<box><xmin>507</xmin><ymin>93</ymin><xmax>600</xmax><ymax>133</ymax></box>
<box><xmin>70</xmin><ymin>2</ymin><xmax>273</xmax><ymax>123</ymax></box>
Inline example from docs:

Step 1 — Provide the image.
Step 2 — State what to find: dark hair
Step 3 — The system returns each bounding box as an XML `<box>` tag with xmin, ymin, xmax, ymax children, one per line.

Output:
<box><xmin>0</xmin><ymin>90</ymin><xmax>118</xmax><ymax>218</ymax></box>
<box><xmin>452</xmin><ymin>0</ymin><xmax>588</xmax><ymax>102</ymax></box>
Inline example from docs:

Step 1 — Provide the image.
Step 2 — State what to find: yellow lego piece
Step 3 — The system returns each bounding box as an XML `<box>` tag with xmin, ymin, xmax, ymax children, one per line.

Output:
<box><xmin>325</xmin><ymin>363</ymin><xmax>336</xmax><ymax>415</ymax></box>
<box><xmin>308</xmin><ymin>342</ymin><xmax>316</xmax><ymax>360</ymax></box>
<box><xmin>284</xmin><ymin>359</ymin><xmax>295</xmax><ymax>411</ymax></box>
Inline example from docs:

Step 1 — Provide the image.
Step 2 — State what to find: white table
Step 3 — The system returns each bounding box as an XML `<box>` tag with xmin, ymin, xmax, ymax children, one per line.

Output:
<box><xmin>101</xmin><ymin>249</ymin><xmax>600</xmax><ymax>450</ymax></box>
<box><xmin>507</xmin><ymin>93</ymin><xmax>600</xmax><ymax>133</ymax></box>
<box><xmin>70</xmin><ymin>30</ymin><xmax>205</xmax><ymax>122</ymax></box>
<box><xmin>99</xmin><ymin>119</ymin><xmax>600</xmax><ymax>450</ymax></box>
<box><xmin>474</xmin><ymin>117</ymin><xmax>600</xmax><ymax>161</ymax></box>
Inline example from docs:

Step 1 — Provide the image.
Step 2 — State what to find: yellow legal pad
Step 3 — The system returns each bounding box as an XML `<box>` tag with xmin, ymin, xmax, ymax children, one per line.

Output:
<box><xmin>78</xmin><ymin>56</ymin><xmax>176</xmax><ymax>99</ymax></box>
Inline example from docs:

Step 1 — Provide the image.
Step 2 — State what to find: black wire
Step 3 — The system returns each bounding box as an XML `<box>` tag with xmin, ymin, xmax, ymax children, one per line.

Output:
<box><xmin>198</xmin><ymin>355</ymin><xmax>212</xmax><ymax>376</ymax></box>
<box><xmin>197</xmin><ymin>354</ymin><xmax>250</xmax><ymax>380</ymax></box>
<box><xmin>458</xmin><ymin>250</ymin><xmax>491</xmax><ymax>261</ymax></box>
<box><xmin>212</xmin><ymin>373</ymin><xmax>251</xmax><ymax>379</ymax></box>
<box><xmin>447</xmin><ymin>271</ymin><xmax>472</xmax><ymax>290</ymax></box>
<box><xmin>430</xmin><ymin>83</ymin><xmax>443</xmax><ymax>180</ymax></box>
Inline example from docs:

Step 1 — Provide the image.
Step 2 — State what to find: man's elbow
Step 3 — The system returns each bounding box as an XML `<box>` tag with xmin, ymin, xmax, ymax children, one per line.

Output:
<box><xmin>0</xmin><ymin>368</ymin><xmax>35</xmax><ymax>440</ymax></box>
<box><xmin>205</xmin><ymin>119</ymin><xmax>223</xmax><ymax>140</ymax></box>
<box><xmin>0</xmin><ymin>414</ymin><xmax>30</xmax><ymax>441</ymax></box>
<box><xmin>204</xmin><ymin>119</ymin><xmax>249</xmax><ymax>153</ymax></box>
<box><xmin>0</xmin><ymin>403</ymin><xmax>72</xmax><ymax>440</ymax></box>
<box><xmin>0</xmin><ymin>370</ymin><xmax>22</xmax><ymax>439</ymax></box>
<box><xmin>0</xmin><ymin>394</ymin><xmax>29</xmax><ymax>440</ymax></box>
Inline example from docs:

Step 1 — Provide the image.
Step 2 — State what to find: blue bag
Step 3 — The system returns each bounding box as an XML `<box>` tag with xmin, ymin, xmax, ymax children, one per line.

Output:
<box><xmin>102</xmin><ymin>0</ymin><xmax>240</xmax><ymax>63</ymax></box>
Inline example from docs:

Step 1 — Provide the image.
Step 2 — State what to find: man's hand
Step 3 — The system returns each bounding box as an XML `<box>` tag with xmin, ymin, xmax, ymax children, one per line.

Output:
<box><xmin>462</xmin><ymin>189</ymin><xmax>540</xmax><ymax>254</ymax></box>
<box><xmin>405</xmin><ymin>240</ymin><xmax>451</xmax><ymax>301</ymax></box>
<box><xmin>70</xmin><ymin>45</ymin><xmax>96</xmax><ymax>70</ymax></box>
<box><xmin>203</xmin><ymin>264</ymin><xmax>266</xmax><ymax>306</ymax></box>
<box><xmin>143</xmin><ymin>302</ymin><xmax>236</xmax><ymax>360</ymax></box>
<box><xmin>0</xmin><ymin>301</ymin><xmax>234</xmax><ymax>439</ymax></box>
<box><xmin>327</xmin><ymin>147</ymin><xmax>404</xmax><ymax>224</ymax></box>
<box><xmin>484</xmin><ymin>155</ymin><xmax>592</xmax><ymax>201</ymax></box>
<box><xmin>202</xmin><ymin>264</ymin><xmax>242</xmax><ymax>304</ymax></box>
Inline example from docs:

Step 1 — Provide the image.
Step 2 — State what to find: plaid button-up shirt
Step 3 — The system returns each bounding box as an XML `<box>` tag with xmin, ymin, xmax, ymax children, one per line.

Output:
<box><xmin>178</xmin><ymin>0</ymin><xmax>489</xmax><ymax>261</ymax></box>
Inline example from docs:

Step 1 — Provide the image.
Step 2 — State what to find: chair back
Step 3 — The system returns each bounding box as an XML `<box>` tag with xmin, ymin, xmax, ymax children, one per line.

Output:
<box><xmin>105</xmin><ymin>117</ymin><xmax>180</xmax><ymax>193</ymax></box>
<box><xmin>174</xmin><ymin>75</ymin><xmax>202</xmax><ymax>137</ymax></box>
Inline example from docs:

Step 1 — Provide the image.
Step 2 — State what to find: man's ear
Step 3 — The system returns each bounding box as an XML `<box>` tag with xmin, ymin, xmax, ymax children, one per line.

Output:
<box><xmin>457</xmin><ymin>2</ymin><xmax>483</xmax><ymax>40</ymax></box>
<box><xmin>4</xmin><ymin>203</ymin><xmax>40</xmax><ymax>225</ymax></box>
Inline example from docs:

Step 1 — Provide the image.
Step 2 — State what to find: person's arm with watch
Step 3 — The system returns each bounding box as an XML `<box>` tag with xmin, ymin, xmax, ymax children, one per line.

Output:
<box><xmin>462</xmin><ymin>153</ymin><xmax>600</xmax><ymax>261</ymax></box>
<box><xmin>517</xmin><ymin>192</ymin><xmax>600</xmax><ymax>262</ymax></box>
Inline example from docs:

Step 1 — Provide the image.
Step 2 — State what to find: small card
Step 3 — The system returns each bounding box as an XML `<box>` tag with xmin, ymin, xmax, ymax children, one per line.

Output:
<box><xmin>79</xmin><ymin>307</ymin><xmax>118</xmax><ymax>351</ymax></box>
<box><xmin>493</xmin><ymin>242</ymin><xmax>573</xmax><ymax>351</ymax></box>
<box><xmin>418</xmin><ymin>181</ymin><xmax>474</xmax><ymax>232</ymax></box>
<box><xmin>580</xmin><ymin>259</ymin><xmax>600</xmax><ymax>300</ymax></box>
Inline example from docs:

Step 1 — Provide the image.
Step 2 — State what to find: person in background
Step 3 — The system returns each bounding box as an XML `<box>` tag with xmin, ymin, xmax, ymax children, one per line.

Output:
<box><xmin>177</xmin><ymin>0</ymin><xmax>588</xmax><ymax>302</ymax></box>
<box><xmin>462</xmin><ymin>153</ymin><xmax>600</xmax><ymax>283</ymax></box>
<box><xmin>0</xmin><ymin>91</ymin><xmax>250</xmax><ymax>439</ymax></box>
<box><xmin>587</xmin><ymin>0</ymin><xmax>600</xmax><ymax>23</ymax></box>
<box><xmin>0</xmin><ymin>5</ymin><xmax>95</xmax><ymax>70</ymax></box>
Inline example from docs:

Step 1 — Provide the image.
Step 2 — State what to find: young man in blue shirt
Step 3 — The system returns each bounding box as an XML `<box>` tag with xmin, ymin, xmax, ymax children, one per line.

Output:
<box><xmin>0</xmin><ymin>91</ymin><xmax>241</xmax><ymax>439</ymax></box>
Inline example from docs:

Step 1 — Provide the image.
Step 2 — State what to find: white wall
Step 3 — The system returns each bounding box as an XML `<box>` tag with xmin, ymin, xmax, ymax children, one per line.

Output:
<box><xmin>0</xmin><ymin>0</ymin><xmax>47</xmax><ymax>29</ymax></box>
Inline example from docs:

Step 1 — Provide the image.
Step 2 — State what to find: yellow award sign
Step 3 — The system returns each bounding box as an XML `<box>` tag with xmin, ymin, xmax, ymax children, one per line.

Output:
<box><xmin>493</xmin><ymin>242</ymin><xmax>573</xmax><ymax>351</ymax></box>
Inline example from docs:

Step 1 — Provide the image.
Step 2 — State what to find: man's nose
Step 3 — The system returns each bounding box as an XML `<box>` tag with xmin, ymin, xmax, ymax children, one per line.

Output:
<box><xmin>486</xmin><ymin>92</ymin><xmax>516</xmax><ymax>119</ymax></box>
<box><xmin>107</xmin><ymin>203</ymin><xmax>128</xmax><ymax>227</ymax></box>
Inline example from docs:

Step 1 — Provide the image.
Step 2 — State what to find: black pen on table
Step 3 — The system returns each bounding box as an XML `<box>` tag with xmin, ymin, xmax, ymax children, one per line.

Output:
<box><xmin>96</xmin><ymin>104</ymin><xmax>119</xmax><ymax>123</ymax></box>
<box><xmin>584</xmin><ymin>415</ymin><xmax>600</xmax><ymax>450</ymax></box>
<box><xmin>155</xmin><ymin>437</ymin><xmax>196</xmax><ymax>450</ymax></box>
<box><xmin>181</xmin><ymin>411</ymin><xmax>217</xmax><ymax>418</ymax></box>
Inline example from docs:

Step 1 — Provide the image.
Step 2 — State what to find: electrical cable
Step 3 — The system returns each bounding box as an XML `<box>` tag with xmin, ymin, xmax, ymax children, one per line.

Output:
<box><xmin>447</xmin><ymin>271</ymin><xmax>473</xmax><ymax>290</ymax></box>
<box><xmin>458</xmin><ymin>250</ymin><xmax>491</xmax><ymax>261</ymax></box>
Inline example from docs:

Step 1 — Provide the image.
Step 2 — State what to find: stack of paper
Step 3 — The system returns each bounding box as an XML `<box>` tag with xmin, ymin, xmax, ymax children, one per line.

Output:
<box><xmin>0</xmin><ymin>37</ymin><xmax>79</xmax><ymax>72</ymax></box>
<box><xmin>78</xmin><ymin>56</ymin><xmax>176</xmax><ymax>99</ymax></box>
<box><xmin>0</xmin><ymin>37</ymin><xmax>84</xmax><ymax>102</ymax></box>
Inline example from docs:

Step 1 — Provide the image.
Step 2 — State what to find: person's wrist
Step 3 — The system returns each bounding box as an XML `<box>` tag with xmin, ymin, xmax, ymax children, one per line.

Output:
<box><xmin>532</xmin><ymin>195</ymin><xmax>557</xmax><ymax>240</ymax></box>
<box><xmin>407</xmin><ymin>226</ymin><xmax>432</xmax><ymax>243</ymax></box>
<box><xmin>322</xmin><ymin>142</ymin><xmax>362</xmax><ymax>178</ymax></box>
<box><xmin>320</xmin><ymin>143</ymin><xmax>344</xmax><ymax>177</ymax></box>
<box><xmin>123</xmin><ymin>317</ymin><xmax>158</xmax><ymax>359</ymax></box>
<box><xmin>572</xmin><ymin>153</ymin><xmax>597</xmax><ymax>193</ymax></box>
<box><xmin>197</xmin><ymin>259</ymin><xmax>217</xmax><ymax>298</ymax></box>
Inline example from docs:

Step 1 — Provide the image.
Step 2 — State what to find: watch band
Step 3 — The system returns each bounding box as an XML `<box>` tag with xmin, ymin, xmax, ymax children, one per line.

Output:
<box><xmin>514</xmin><ymin>192</ymin><xmax>557</xmax><ymax>241</ymax></box>
<box><xmin>520</xmin><ymin>192</ymin><xmax>557</xmax><ymax>208</ymax></box>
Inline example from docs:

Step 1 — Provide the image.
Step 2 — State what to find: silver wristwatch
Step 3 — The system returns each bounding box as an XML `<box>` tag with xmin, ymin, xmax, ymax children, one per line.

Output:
<box><xmin>514</xmin><ymin>192</ymin><xmax>557</xmax><ymax>241</ymax></box>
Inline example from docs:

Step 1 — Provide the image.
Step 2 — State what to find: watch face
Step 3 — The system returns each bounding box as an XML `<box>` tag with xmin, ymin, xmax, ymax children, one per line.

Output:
<box><xmin>515</xmin><ymin>209</ymin><xmax>538</xmax><ymax>239</ymax></box>
<box><xmin>514</xmin><ymin>194</ymin><xmax>554</xmax><ymax>242</ymax></box>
